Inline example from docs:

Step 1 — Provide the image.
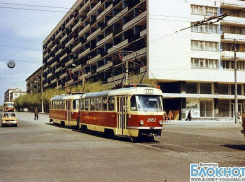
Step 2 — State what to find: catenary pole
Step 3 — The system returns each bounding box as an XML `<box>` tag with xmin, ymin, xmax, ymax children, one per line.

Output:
<box><xmin>234</xmin><ymin>39</ymin><xmax>238</xmax><ymax>124</ymax></box>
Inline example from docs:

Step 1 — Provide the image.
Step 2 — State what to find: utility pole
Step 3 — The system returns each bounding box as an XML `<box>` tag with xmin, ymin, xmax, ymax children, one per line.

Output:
<box><xmin>234</xmin><ymin>39</ymin><xmax>238</xmax><ymax>124</ymax></box>
<box><xmin>125</xmin><ymin>60</ymin><xmax>129</xmax><ymax>85</ymax></box>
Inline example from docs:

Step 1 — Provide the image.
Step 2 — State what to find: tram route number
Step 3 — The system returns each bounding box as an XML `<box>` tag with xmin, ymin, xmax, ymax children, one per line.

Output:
<box><xmin>147</xmin><ymin>118</ymin><xmax>156</xmax><ymax>122</ymax></box>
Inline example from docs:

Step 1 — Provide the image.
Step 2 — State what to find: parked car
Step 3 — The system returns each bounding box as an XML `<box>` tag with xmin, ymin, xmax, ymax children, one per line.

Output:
<box><xmin>1</xmin><ymin>112</ymin><xmax>18</xmax><ymax>127</ymax></box>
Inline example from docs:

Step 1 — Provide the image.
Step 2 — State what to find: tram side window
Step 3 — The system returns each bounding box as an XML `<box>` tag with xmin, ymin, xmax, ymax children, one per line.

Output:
<box><xmin>95</xmin><ymin>98</ymin><xmax>102</xmax><ymax>111</ymax></box>
<box><xmin>62</xmin><ymin>101</ymin><xmax>65</xmax><ymax>110</ymax></box>
<box><xmin>130</xmin><ymin>96</ymin><xmax>137</xmax><ymax>111</ymax></box>
<box><xmin>85</xmin><ymin>99</ymin><xmax>89</xmax><ymax>111</ymax></box>
<box><xmin>73</xmin><ymin>100</ymin><xmax>79</xmax><ymax>110</ymax></box>
<box><xmin>80</xmin><ymin>99</ymin><xmax>85</xmax><ymax>111</ymax></box>
<box><xmin>90</xmin><ymin>98</ymin><xmax>95</xmax><ymax>111</ymax></box>
<box><xmin>102</xmin><ymin>97</ymin><xmax>107</xmax><ymax>111</ymax></box>
<box><xmin>108</xmin><ymin>97</ymin><xmax>115</xmax><ymax>111</ymax></box>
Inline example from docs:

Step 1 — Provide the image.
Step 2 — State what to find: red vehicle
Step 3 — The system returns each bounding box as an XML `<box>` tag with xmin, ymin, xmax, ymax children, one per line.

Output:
<box><xmin>78</xmin><ymin>85</ymin><xmax>164</xmax><ymax>141</ymax></box>
<box><xmin>4</xmin><ymin>102</ymin><xmax>14</xmax><ymax>112</ymax></box>
<box><xmin>49</xmin><ymin>93</ymin><xmax>84</xmax><ymax>126</ymax></box>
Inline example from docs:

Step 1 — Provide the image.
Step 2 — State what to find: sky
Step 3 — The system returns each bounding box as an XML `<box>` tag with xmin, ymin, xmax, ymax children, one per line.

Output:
<box><xmin>0</xmin><ymin>0</ymin><xmax>77</xmax><ymax>104</ymax></box>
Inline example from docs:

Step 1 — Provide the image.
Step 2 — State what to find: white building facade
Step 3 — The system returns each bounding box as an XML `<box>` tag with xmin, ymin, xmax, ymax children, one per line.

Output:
<box><xmin>148</xmin><ymin>0</ymin><xmax>245</xmax><ymax>120</ymax></box>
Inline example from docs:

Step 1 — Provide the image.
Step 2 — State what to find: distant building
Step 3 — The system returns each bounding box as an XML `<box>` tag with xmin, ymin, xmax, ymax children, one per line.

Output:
<box><xmin>4</xmin><ymin>88</ymin><xmax>26</xmax><ymax>102</ymax></box>
<box><xmin>26</xmin><ymin>66</ymin><xmax>43</xmax><ymax>94</ymax></box>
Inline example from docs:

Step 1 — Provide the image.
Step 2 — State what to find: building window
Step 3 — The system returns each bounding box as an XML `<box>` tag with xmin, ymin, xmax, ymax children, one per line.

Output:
<box><xmin>218</xmin><ymin>84</ymin><xmax>229</xmax><ymax>95</ymax></box>
<box><xmin>191</xmin><ymin>58</ymin><xmax>218</xmax><ymax>69</ymax></box>
<box><xmin>200</xmin><ymin>83</ymin><xmax>212</xmax><ymax>94</ymax></box>
<box><xmin>191</xmin><ymin>40</ymin><xmax>218</xmax><ymax>51</ymax></box>
<box><xmin>191</xmin><ymin>5</ymin><xmax>217</xmax><ymax>16</ymax></box>
<box><xmin>200</xmin><ymin>99</ymin><xmax>213</xmax><ymax>117</ymax></box>
<box><xmin>223</xmin><ymin>61</ymin><xmax>245</xmax><ymax>70</ymax></box>
<box><xmin>191</xmin><ymin>23</ymin><xmax>218</xmax><ymax>34</ymax></box>
<box><xmin>186</xmin><ymin>82</ymin><xmax>198</xmax><ymax>94</ymax></box>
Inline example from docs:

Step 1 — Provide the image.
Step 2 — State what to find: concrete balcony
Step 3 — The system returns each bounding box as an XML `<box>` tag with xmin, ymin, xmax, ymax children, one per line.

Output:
<box><xmin>47</xmin><ymin>73</ymin><xmax>52</xmax><ymax>78</ymax></box>
<box><xmin>51</xmin><ymin>44</ymin><xmax>57</xmax><ymax>52</ymax></box>
<box><xmin>221</xmin><ymin>51</ymin><xmax>245</xmax><ymax>60</ymax></box>
<box><xmin>78</xmin><ymin>24</ymin><xmax>90</xmax><ymax>36</ymax></box>
<box><xmin>55</xmin><ymin>30</ymin><xmax>62</xmax><ymax>39</ymax></box>
<box><xmin>65</xmin><ymin>59</ymin><xmax>74</xmax><ymax>67</ymax></box>
<box><xmin>55</xmin><ymin>67</ymin><xmax>62</xmax><ymax>73</ymax></box>
<box><xmin>108</xmin><ymin>7</ymin><xmax>129</xmax><ymax>26</ymax></box>
<box><xmin>97</xmin><ymin>4</ymin><xmax>113</xmax><ymax>21</ymax></box>
<box><xmin>220</xmin><ymin>16</ymin><xmax>245</xmax><ymax>27</ymax></box>
<box><xmin>87</xmin><ymin>54</ymin><xmax>101</xmax><ymax>64</ymax></box>
<box><xmin>140</xmin><ymin>29</ymin><xmax>147</xmax><ymax>37</ymax></box>
<box><xmin>65</xmin><ymin>38</ymin><xmax>74</xmax><ymax>47</ymax></box>
<box><xmin>60</xmin><ymin>53</ymin><xmax>67</xmax><ymax>61</ymax></box>
<box><xmin>66</xmin><ymin>79</ymin><xmax>73</xmax><ymax>86</ymax></box>
<box><xmin>43</xmin><ymin>52</ymin><xmax>48</xmax><ymax>59</ymax></box>
<box><xmin>47</xmin><ymin>57</ymin><xmax>53</xmax><ymax>63</ymax></box>
<box><xmin>122</xmin><ymin>47</ymin><xmax>147</xmax><ymax>62</ymax></box>
<box><xmin>87</xmin><ymin>1</ymin><xmax>101</xmax><ymax>16</ymax></box>
<box><xmin>43</xmin><ymin>83</ymin><xmax>48</xmax><ymax>88</ymax></box>
<box><xmin>60</xmin><ymin>34</ymin><xmax>68</xmax><ymax>43</ymax></box>
<box><xmin>96</xmin><ymin>33</ymin><xmax>113</xmax><ymax>47</ymax></box>
<box><xmin>72</xmin><ymin>20</ymin><xmax>82</xmax><ymax>32</ymax></box>
<box><xmin>78</xmin><ymin>72</ymin><xmax>91</xmax><ymax>79</ymax></box>
<box><xmin>51</xmin><ymin>61</ymin><xmax>57</xmax><ymax>68</ymax></box>
<box><xmin>72</xmin><ymin>42</ymin><xmax>82</xmax><ymax>53</ymax></box>
<box><xmin>78</xmin><ymin>48</ymin><xmax>90</xmax><ymax>59</ymax></box>
<box><xmin>47</xmin><ymin>40</ymin><xmax>53</xmax><ymax>48</ymax></box>
<box><xmin>51</xmin><ymin>78</ymin><xmax>57</xmax><ymax>84</ymax></box>
<box><xmin>55</xmin><ymin>48</ymin><xmax>62</xmax><ymax>56</ymax></box>
<box><xmin>108</xmin><ymin>73</ymin><xmax>124</xmax><ymax>82</ymax></box>
<box><xmin>44</xmin><ymin>67</ymin><xmax>49</xmax><ymax>73</ymax></box>
<box><xmin>87</xmin><ymin>27</ymin><xmax>101</xmax><ymax>41</ymax></box>
<box><xmin>60</xmin><ymin>72</ymin><xmax>67</xmax><ymax>79</ymax></box>
<box><xmin>108</xmin><ymin>39</ymin><xmax>128</xmax><ymax>54</ymax></box>
<box><xmin>221</xmin><ymin>33</ymin><xmax>245</xmax><ymax>43</ymax></box>
<box><xmin>123</xmin><ymin>11</ymin><xmax>147</xmax><ymax>30</ymax></box>
<box><xmin>65</xmin><ymin>17</ymin><xmax>75</xmax><ymax>28</ymax></box>
<box><xmin>96</xmin><ymin>62</ymin><xmax>113</xmax><ymax>72</ymax></box>
<box><xmin>71</xmin><ymin>65</ymin><xmax>81</xmax><ymax>73</ymax></box>
<box><xmin>221</xmin><ymin>0</ymin><xmax>245</xmax><ymax>9</ymax></box>
<box><xmin>79</xmin><ymin>0</ymin><xmax>90</xmax><ymax>14</ymax></box>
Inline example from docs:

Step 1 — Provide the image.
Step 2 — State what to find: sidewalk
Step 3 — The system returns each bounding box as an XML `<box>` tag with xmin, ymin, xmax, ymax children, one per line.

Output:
<box><xmin>164</xmin><ymin>119</ymin><xmax>241</xmax><ymax>126</ymax></box>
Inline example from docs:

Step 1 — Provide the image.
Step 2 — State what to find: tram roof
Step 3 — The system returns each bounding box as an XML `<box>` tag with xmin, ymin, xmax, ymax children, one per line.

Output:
<box><xmin>50</xmin><ymin>94</ymin><xmax>84</xmax><ymax>101</ymax></box>
<box><xmin>82</xmin><ymin>87</ymin><xmax>162</xmax><ymax>98</ymax></box>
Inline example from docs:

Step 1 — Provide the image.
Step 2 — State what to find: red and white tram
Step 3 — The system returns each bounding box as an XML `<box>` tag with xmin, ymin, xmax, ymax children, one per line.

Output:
<box><xmin>49</xmin><ymin>93</ymin><xmax>84</xmax><ymax>126</ymax></box>
<box><xmin>78</xmin><ymin>85</ymin><xmax>164</xmax><ymax>141</ymax></box>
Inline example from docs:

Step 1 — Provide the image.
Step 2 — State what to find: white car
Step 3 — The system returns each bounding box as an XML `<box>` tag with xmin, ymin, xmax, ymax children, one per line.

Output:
<box><xmin>1</xmin><ymin>112</ymin><xmax>18</xmax><ymax>127</ymax></box>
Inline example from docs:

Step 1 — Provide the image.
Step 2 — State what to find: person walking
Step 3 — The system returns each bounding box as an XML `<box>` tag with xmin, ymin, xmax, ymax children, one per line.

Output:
<box><xmin>168</xmin><ymin>110</ymin><xmax>173</xmax><ymax>122</ymax></box>
<box><xmin>186</xmin><ymin>110</ymin><xmax>192</xmax><ymax>121</ymax></box>
<box><xmin>34</xmin><ymin>107</ymin><xmax>39</xmax><ymax>120</ymax></box>
<box><xmin>163</xmin><ymin>110</ymin><xmax>167</xmax><ymax>122</ymax></box>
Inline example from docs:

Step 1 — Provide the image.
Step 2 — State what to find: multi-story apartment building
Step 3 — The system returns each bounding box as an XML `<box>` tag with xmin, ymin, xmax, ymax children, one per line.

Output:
<box><xmin>42</xmin><ymin>0</ymin><xmax>245</xmax><ymax>120</ymax></box>
<box><xmin>4</xmin><ymin>88</ymin><xmax>26</xmax><ymax>102</ymax></box>
<box><xmin>26</xmin><ymin>67</ymin><xmax>43</xmax><ymax>94</ymax></box>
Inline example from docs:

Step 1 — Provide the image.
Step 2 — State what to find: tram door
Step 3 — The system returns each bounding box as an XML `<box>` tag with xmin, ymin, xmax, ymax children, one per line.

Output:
<box><xmin>67</xmin><ymin>100</ymin><xmax>71</xmax><ymax>124</ymax></box>
<box><xmin>117</xmin><ymin>96</ymin><xmax>128</xmax><ymax>136</ymax></box>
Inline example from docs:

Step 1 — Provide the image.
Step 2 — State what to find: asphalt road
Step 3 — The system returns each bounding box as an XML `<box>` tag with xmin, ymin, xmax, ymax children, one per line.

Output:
<box><xmin>0</xmin><ymin>112</ymin><xmax>244</xmax><ymax>182</ymax></box>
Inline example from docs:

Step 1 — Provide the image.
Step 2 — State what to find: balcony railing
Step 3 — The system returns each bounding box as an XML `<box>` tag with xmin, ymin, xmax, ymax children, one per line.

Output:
<box><xmin>60</xmin><ymin>53</ymin><xmax>68</xmax><ymax>61</ymax></box>
<box><xmin>97</xmin><ymin>4</ymin><xmax>113</xmax><ymax>21</ymax></box>
<box><xmin>65</xmin><ymin>59</ymin><xmax>74</xmax><ymax>67</ymax></box>
<box><xmin>221</xmin><ymin>0</ymin><xmax>245</xmax><ymax>9</ymax></box>
<box><xmin>220</xmin><ymin>16</ymin><xmax>245</xmax><ymax>26</ymax></box>
<box><xmin>55</xmin><ymin>30</ymin><xmax>62</xmax><ymax>39</ymax></box>
<box><xmin>72</xmin><ymin>42</ymin><xmax>82</xmax><ymax>53</ymax></box>
<box><xmin>96</xmin><ymin>33</ymin><xmax>113</xmax><ymax>47</ymax></box>
<box><xmin>123</xmin><ymin>11</ymin><xmax>147</xmax><ymax>30</ymax></box>
<box><xmin>55</xmin><ymin>67</ymin><xmax>62</xmax><ymax>73</ymax></box>
<box><xmin>122</xmin><ymin>47</ymin><xmax>147</xmax><ymax>62</ymax></box>
<box><xmin>60</xmin><ymin>72</ymin><xmax>67</xmax><ymax>79</ymax></box>
<box><xmin>78</xmin><ymin>48</ymin><xmax>90</xmax><ymax>59</ymax></box>
<box><xmin>108</xmin><ymin>73</ymin><xmax>124</xmax><ymax>82</ymax></box>
<box><xmin>222</xmin><ymin>33</ymin><xmax>245</xmax><ymax>43</ymax></box>
<box><xmin>78</xmin><ymin>24</ymin><xmax>90</xmax><ymax>36</ymax></box>
<box><xmin>55</xmin><ymin>48</ymin><xmax>62</xmax><ymax>56</ymax></box>
<box><xmin>87</xmin><ymin>54</ymin><xmax>101</xmax><ymax>64</ymax></box>
<box><xmin>47</xmin><ymin>57</ymin><xmax>53</xmax><ymax>63</ymax></box>
<box><xmin>51</xmin><ymin>61</ymin><xmax>58</xmax><ymax>68</ymax></box>
<box><xmin>108</xmin><ymin>7</ymin><xmax>129</xmax><ymax>26</ymax></box>
<box><xmin>87</xmin><ymin>1</ymin><xmax>101</xmax><ymax>16</ymax></box>
<box><xmin>79</xmin><ymin>0</ymin><xmax>90</xmax><ymax>14</ymax></box>
<box><xmin>71</xmin><ymin>65</ymin><xmax>82</xmax><ymax>73</ymax></box>
<box><xmin>221</xmin><ymin>51</ymin><xmax>245</xmax><ymax>60</ymax></box>
<box><xmin>87</xmin><ymin>27</ymin><xmax>101</xmax><ymax>41</ymax></box>
<box><xmin>96</xmin><ymin>62</ymin><xmax>113</xmax><ymax>72</ymax></box>
<box><xmin>108</xmin><ymin>39</ymin><xmax>128</xmax><ymax>54</ymax></box>
<box><xmin>60</xmin><ymin>34</ymin><xmax>68</xmax><ymax>43</ymax></box>
<box><xmin>65</xmin><ymin>17</ymin><xmax>75</xmax><ymax>28</ymax></box>
<box><xmin>65</xmin><ymin>38</ymin><xmax>74</xmax><ymax>47</ymax></box>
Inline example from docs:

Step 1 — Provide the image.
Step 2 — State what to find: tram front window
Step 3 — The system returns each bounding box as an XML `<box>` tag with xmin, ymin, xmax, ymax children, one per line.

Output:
<box><xmin>130</xmin><ymin>95</ymin><xmax>163</xmax><ymax>112</ymax></box>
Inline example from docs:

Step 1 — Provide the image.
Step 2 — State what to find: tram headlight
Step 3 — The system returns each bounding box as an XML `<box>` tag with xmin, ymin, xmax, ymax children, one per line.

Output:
<box><xmin>159</xmin><ymin>120</ymin><xmax>163</xmax><ymax>126</ymax></box>
<box><xmin>139</xmin><ymin>120</ymin><xmax>144</xmax><ymax>126</ymax></box>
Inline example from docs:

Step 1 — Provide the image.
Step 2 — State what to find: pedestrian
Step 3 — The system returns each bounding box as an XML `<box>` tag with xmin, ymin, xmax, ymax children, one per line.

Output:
<box><xmin>163</xmin><ymin>110</ymin><xmax>167</xmax><ymax>122</ymax></box>
<box><xmin>186</xmin><ymin>110</ymin><xmax>192</xmax><ymax>121</ymax></box>
<box><xmin>168</xmin><ymin>110</ymin><xmax>173</xmax><ymax>122</ymax></box>
<box><xmin>238</xmin><ymin>112</ymin><xmax>241</xmax><ymax>123</ymax></box>
<box><xmin>34</xmin><ymin>107</ymin><xmax>39</xmax><ymax>120</ymax></box>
